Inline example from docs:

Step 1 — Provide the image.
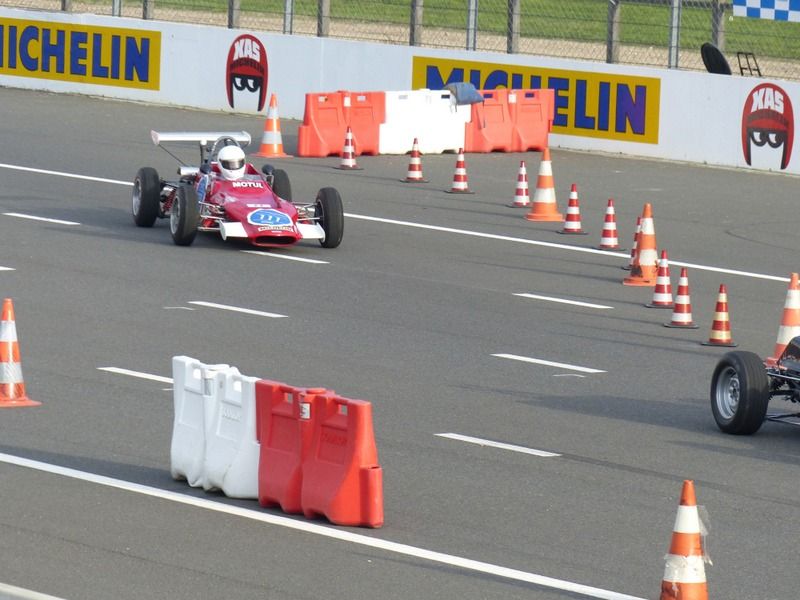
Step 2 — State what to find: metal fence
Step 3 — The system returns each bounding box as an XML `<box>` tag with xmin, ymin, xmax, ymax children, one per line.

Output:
<box><xmin>9</xmin><ymin>0</ymin><xmax>800</xmax><ymax>80</ymax></box>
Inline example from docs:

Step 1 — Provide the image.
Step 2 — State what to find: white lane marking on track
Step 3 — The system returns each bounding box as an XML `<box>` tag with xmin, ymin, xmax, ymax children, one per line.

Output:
<box><xmin>0</xmin><ymin>163</ymin><xmax>786</xmax><ymax>284</ymax></box>
<box><xmin>0</xmin><ymin>452</ymin><xmax>645</xmax><ymax>600</ymax></box>
<box><xmin>241</xmin><ymin>250</ymin><xmax>329</xmax><ymax>264</ymax></box>
<box><xmin>3</xmin><ymin>212</ymin><xmax>80</xmax><ymax>225</ymax></box>
<box><xmin>97</xmin><ymin>367</ymin><xmax>173</xmax><ymax>384</ymax></box>
<box><xmin>0</xmin><ymin>267</ymin><xmax>14</xmax><ymax>271</ymax></box>
<box><xmin>514</xmin><ymin>293</ymin><xmax>613</xmax><ymax>309</ymax></box>
<box><xmin>188</xmin><ymin>301</ymin><xmax>288</xmax><ymax>318</ymax></box>
<box><xmin>492</xmin><ymin>353</ymin><xmax>606</xmax><ymax>374</ymax></box>
<box><xmin>436</xmin><ymin>433</ymin><xmax>561</xmax><ymax>457</ymax></box>
<box><xmin>163</xmin><ymin>306</ymin><xmax>195</xmax><ymax>310</ymax></box>
<box><xmin>0</xmin><ymin>582</ymin><xmax>68</xmax><ymax>600</ymax></box>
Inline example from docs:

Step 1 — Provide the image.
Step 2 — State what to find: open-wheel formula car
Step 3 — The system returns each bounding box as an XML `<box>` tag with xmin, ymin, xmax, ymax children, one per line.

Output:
<box><xmin>710</xmin><ymin>338</ymin><xmax>800</xmax><ymax>434</ymax></box>
<box><xmin>131</xmin><ymin>131</ymin><xmax>343</xmax><ymax>248</ymax></box>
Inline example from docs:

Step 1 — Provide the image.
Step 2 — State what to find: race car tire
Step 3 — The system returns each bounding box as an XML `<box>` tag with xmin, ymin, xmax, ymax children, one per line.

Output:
<box><xmin>132</xmin><ymin>167</ymin><xmax>160</xmax><ymax>227</ymax></box>
<box><xmin>710</xmin><ymin>351</ymin><xmax>769</xmax><ymax>435</ymax></box>
<box><xmin>170</xmin><ymin>184</ymin><xmax>199</xmax><ymax>246</ymax></box>
<box><xmin>272</xmin><ymin>168</ymin><xmax>292</xmax><ymax>201</ymax></box>
<box><xmin>316</xmin><ymin>187</ymin><xmax>343</xmax><ymax>249</ymax></box>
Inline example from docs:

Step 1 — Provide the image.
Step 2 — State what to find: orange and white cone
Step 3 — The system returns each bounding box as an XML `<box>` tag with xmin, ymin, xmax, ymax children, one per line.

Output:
<box><xmin>0</xmin><ymin>298</ymin><xmax>40</xmax><ymax>408</ymax></box>
<box><xmin>646</xmin><ymin>250</ymin><xmax>674</xmax><ymax>308</ymax></box>
<box><xmin>558</xmin><ymin>184</ymin><xmax>588</xmax><ymax>235</ymax></box>
<box><xmin>623</xmin><ymin>203</ymin><xmax>658</xmax><ymax>286</ymax></box>
<box><xmin>255</xmin><ymin>93</ymin><xmax>291</xmax><ymax>158</ymax></box>
<box><xmin>766</xmin><ymin>272</ymin><xmax>800</xmax><ymax>365</ymax></box>
<box><xmin>660</xmin><ymin>480</ymin><xmax>710</xmax><ymax>600</ymax></box>
<box><xmin>511</xmin><ymin>161</ymin><xmax>530</xmax><ymax>207</ymax></box>
<box><xmin>598</xmin><ymin>198</ymin><xmax>621</xmax><ymax>249</ymax></box>
<box><xmin>664</xmin><ymin>268</ymin><xmax>699</xmax><ymax>329</ymax></box>
<box><xmin>525</xmin><ymin>148</ymin><xmax>562</xmax><ymax>222</ymax></box>
<box><xmin>622</xmin><ymin>216</ymin><xmax>641</xmax><ymax>271</ymax></box>
<box><xmin>445</xmin><ymin>149</ymin><xmax>473</xmax><ymax>194</ymax></box>
<box><xmin>336</xmin><ymin>126</ymin><xmax>362</xmax><ymax>170</ymax></box>
<box><xmin>403</xmin><ymin>138</ymin><xmax>428</xmax><ymax>183</ymax></box>
<box><xmin>701</xmin><ymin>284</ymin><xmax>737</xmax><ymax>347</ymax></box>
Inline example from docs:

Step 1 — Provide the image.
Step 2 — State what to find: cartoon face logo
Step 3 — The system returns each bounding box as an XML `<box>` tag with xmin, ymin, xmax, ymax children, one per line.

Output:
<box><xmin>742</xmin><ymin>83</ymin><xmax>794</xmax><ymax>170</ymax></box>
<box><xmin>226</xmin><ymin>34</ymin><xmax>268</xmax><ymax>112</ymax></box>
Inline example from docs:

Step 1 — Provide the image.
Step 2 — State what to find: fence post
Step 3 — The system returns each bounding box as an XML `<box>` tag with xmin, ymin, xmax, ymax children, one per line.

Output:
<box><xmin>410</xmin><ymin>0</ymin><xmax>423</xmax><ymax>46</ymax></box>
<box><xmin>507</xmin><ymin>0</ymin><xmax>520</xmax><ymax>54</ymax></box>
<box><xmin>111</xmin><ymin>0</ymin><xmax>121</xmax><ymax>16</ymax></box>
<box><xmin>606</xmin><ymin>0</ymin><xmax>620</xmax><ymax>63</ymax></box>
<box><xmin>466</xmin><ymin>0</ymin><xmax>478</xmax><ymax>50</ymax></box>
<box><xmin>228</xmin><ymin>0</ymin><xmax>240</xmax><ymax>28</ymax></box>
<box><xmin>668</xmin><ymin>0</ymin><xmax>682</xmax><ymax>68</ymax></box>
<box><xmin>318</xmin><ymin>0</ymin><xmax>330</xmax><ymax>37</ymax></box>
<box><xmin>284</xmin><ymin>0</ymin><xmax>294</xmax><ymax>34</ymax></box>
<box><xmin>711</xmin><ymin>0</ymin><xmax>726</xmax><ymax>50</ymax></box>
<box><xmin>61</xmin><ymin>0</ymin><xmax>72</xmax><ymax>11</ymax></box>
<box><xmin>143</xmin><ymin>0</ymin><xmax>153</xmax><ymax>20</ymax></box>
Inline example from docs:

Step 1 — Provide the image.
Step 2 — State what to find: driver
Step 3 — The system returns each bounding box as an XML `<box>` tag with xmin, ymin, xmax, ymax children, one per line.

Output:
<box><xmin>217</xmin><ymin>145</ymin><xmax>247</xmax><ymax>180</ymax></box>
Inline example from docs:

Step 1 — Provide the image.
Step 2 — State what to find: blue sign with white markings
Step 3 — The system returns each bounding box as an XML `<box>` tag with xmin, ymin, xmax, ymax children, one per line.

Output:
<box><xmin>247</xmin><ymin>209</ymin><xmax>291</xmax><ymax>226</ymax></box>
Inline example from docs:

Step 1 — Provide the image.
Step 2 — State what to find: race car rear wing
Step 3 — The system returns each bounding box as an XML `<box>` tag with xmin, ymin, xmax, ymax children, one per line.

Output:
<box><xmin>150</xmin><ymin>130</ymin><xmax>251</xmax><ymax>147</ymax></box>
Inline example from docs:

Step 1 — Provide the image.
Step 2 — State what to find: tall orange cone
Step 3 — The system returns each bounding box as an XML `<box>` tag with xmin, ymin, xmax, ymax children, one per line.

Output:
<box><xmin>623</xmin><ymin>203</ymin><xmax>658</xmax><ymax>286</ymax></box>
<box><xmin>646</xmin><ymin>250</ymin><xmax>674</xmax><ymax>308</ymax></box>
<box><xmin>701</xmin><ymin>284</ymin><xmax>737</xmax><ymax>347</ymax></box>
<box><xmin>525</xmin><ymin>148</ymin><xmax>562</xmax><ymax>222</ymax></box>
<box><xmin>660</xmin><ymin>480</ymin><xmax>710</xmax><ymax>600</ymax></box>
<box><xmin>255</xmin><ymin>94</ymin><xmax>291</xmax><ymax>158</ymax></box>
<box><xmin>622</xmin><ymin>215</ymin><xmax>641</xmax><ymax>271</ymax></box>
<box><xmin>0</xmin><ymin>298</ymin><xmax>40</xmax><ymax>408</ymax></box>
<box><xmin>558</xmin><ymin>183</ymin><xmax>588</xmax><ymax>235</ymax></box>
<box><xmin>598</xmin><ymin>198</ymin><xmax>621</xmax><ymax>249</ymax></box>
<box><xmin>402</xmin><ymin>138</ymin><xmax>428</xmax><ymax>183</ymax></box>
<box><xmin>445</xmin><ymin>149</ymin><xmax>474</xmax><ymax>194</ymax></box>
<box><xmin>336</xmin><ymin>126</ymin><xmax>362</xmax><ymax>170</ymax></box>
<box><xmin>511</xmin><ymin>161</ymin><xmax>530</xmax><ymax>207</ymax></box>
<box><xmin>664</xmin><ymin>268</ymin><xmax>699</xmax><ymax>329</ymax></box>
<box><xmin>766</xmin><ymin>272</ymin><xmax>800</xmax><ymax>365</ymax></box>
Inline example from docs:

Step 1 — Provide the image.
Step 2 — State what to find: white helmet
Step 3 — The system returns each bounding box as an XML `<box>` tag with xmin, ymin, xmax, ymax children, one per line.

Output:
<box><xmin>217</xmin><ymin>144</ymin><xmax>246</xmax><ymax>180</ymax></box>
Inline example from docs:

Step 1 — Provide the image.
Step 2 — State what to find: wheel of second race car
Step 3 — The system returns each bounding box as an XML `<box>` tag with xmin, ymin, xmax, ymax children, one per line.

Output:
<box><xmin>315</xmin><ymin>187</ymin><xmax>343</xmax><ymax>249</ymax></box>
<box><xmin>710</xmin><ymin>350</ymin><xmax>770</xmax><ymax>435</ymax></box>
<box><xmin>170</xmin><ymin>184</ymin><xmax>199</xmax><ymax>246</ymax></box>
<box><xmin>132</xmin><ymin>167</ymin><xmax>160</xmax><ymax>227</ymax></box>
<box><xmin>272</xmin><ymin>168</ymin><xmax>292</xmax><ymax>201</ymax></box>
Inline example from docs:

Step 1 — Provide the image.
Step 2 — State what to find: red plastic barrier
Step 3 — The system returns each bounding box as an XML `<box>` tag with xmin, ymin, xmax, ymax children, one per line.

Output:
<box><xmin>256</xmin><ymin>381</ymin><xmax>325</xmax><ymax>514</ymax></box>
<box><xmin>301</xmin><ymin>393</ymin><xmax>384</xmax><ymax>528</ymax></box>
<box><xmin>463</xmin><ymin>89</ymin><xmax>514</xmax><ymax>153</ymax></box>
<box><xmin>509</xmin><ymin>89</ymin><xmax>554</xmax><ymax>152</ymax></box>
<box><xmin>297</xmin><ymin>92</ymin><xmax>348</xmax><ymax>158</ymax></box>
<box><xmin>344</xmin><ymin>91</ymin><xmax>385</xmax><ymax>156</ymax></box>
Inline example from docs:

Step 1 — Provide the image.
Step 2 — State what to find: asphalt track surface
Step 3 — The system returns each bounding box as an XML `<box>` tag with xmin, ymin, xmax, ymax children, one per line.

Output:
<box><xmin>0</xmin><ymin>86</ymin><xmax>799</xmax><ymax>600</ymax></box>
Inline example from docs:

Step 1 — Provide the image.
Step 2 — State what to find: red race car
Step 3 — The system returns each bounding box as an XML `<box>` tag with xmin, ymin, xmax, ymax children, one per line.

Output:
<box><xmin>132</xmin><ymin>131</ymin><xmax>343</xmax><ymax>248</ymax></box>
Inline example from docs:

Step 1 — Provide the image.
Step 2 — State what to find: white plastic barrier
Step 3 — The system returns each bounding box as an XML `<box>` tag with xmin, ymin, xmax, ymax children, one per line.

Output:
<box><xmin>378</xmin><ymin>89</ymin><xmax>471</xmax><ymax>155</ymax></box>
<box><xmin>170</xmin><ymin>356</ymin><xmax>230</xmax><ymax>487</ymax></box>
<box><xmin>203</xmin><ymin>368</ymin><xmax>260</xmax><ymax>499</ymax></box>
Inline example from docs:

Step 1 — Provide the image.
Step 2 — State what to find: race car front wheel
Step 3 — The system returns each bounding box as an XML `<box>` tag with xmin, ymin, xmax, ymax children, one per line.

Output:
<box><xmin>170</xmin><ymin>184</ymin><xmax>199</xmax><ymax>246</ymax></box>
<box><xmin>315</xmin><ymin>187</ymin><xmax>343</xmax><ymax>249</ymax></box>
<box><xmin>710</xmin><ymin>350</ymin><xmax>769</xmax><ymax>435</ymax></box>
<box><xmin>132</xmin><ymin>167</ymin><xmax>160</xmax><ymax>227</ymax></box>
<box><xmin>272</xmin><ymin>168</ymin><xmax>292</xmax><ymax>201</ymax></box>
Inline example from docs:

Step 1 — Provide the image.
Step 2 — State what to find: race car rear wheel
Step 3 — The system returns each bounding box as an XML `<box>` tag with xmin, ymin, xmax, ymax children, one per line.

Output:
<box><xmin>272</xmin><ymin>168</ymin><xmax>292</xmax><ymax>201</ymax></box>
<box><xmin>132</xmin><ymin>167</ymin><xmax>160</xmax><ymax>227</ymax></box>
<box><xmin>710</xmin><ymin>351</ymin><xmax>769</xmax><ymax>435</ymax></box>
<box><xmin>170</xmin><ymin>184</ymin><xmax>199</xmax><ymax>246</ymax></box>
<box><xmin>315</xmin><ymin>187</ymin><xmax>343</xmax><ymax>249</ymax></box>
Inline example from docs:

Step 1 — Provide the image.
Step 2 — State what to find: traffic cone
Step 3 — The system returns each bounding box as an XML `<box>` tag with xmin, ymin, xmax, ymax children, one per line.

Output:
<box><xmin>402</xmin><ymin>138</ymin><xmax>428</xmax><ymax>183</ymax></box>
<box><xmin>558</xmin><ymin>183</ymin><xmax>588</xmax><ymax>235</ymax></box>
<box><xmin>598</xmin><ymin>198</ymin><xmax>621</xmax><ymax>249</ymax></box>
<box><xmin>660</xmin><ymin>480</ymin><xmax>709</xmax><ymax>600</ymax></box>
<box><xmin>336</xmin><ymin>126</ymin><xmax>362</xmax><ymax>170</ymax></box>
<box><xmin>0</xmin><ymin>299</ymin><xmax>40</xmax><ymax>408</ymax></box>
<box><xmin>445</xmin><ymin>149</ymin><xmax>474</xmax><ymax>194</ymax></box>
<box><xmin>511</xmin><ymin>161</ymin><xmax>530</xmax><ymax>207</ymax></box>
<box><xmin>622</xmin><ymin>216</ymin><xmax>641</xmax><ymax>270</ymax></box>
<box><xmin>254</xmin><ymin>94</ymin><xmax>291</xmax><ymax>158</ymax></box>
<box><xmin>646</xmin><ymin>250</ymin><xmax>674</xmax><ymax>308</ymax></box>
<box><xmin>664</xmin><ymin>268</ymin><xmax>699</xmax><ymax>329</ymax></box>
<box><xmin>766</xmin><ymin>273</ymin><xmax>800</xmax><ymax>365</ymax></box>
<box><xmin>525</xmin><ymin>147</ymin><xmax>562</xmax><ymax>222</ymax></box>
<box><xmin>623</xmin><ymin>203</ymin><xmax>658</xmax><ymax>286</ymax></box>
<box><xmin>701</xmin><ymin>284</ymin><xmax>737</xmax><ymax>347</ymax></box>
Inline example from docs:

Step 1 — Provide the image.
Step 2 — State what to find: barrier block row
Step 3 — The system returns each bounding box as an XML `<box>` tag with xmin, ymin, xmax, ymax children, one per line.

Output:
<box><xmin>169</xmin><ymin>356</ymin><xmax>384</xmax><ymax>528</ymax></box>
<box><xmin>297</xmin><ymin>88</ymin><xmax>554</xmax><ymax>157</ymax></box>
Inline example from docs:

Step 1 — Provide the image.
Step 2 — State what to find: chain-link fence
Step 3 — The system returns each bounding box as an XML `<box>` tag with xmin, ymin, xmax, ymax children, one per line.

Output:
<box><xmin>8</xmin><ymin>0</ymin><xmax>800</xmax><ymax>80</ymax></box>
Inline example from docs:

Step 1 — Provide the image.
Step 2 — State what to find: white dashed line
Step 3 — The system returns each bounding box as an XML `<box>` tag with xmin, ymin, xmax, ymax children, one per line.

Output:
<box><xmin>514</xmin><ymin>293</ymin><xmax>613</xmax><ymax>309</ymax></box>
<box><xmin>436</xmin><ymin>433</ymin><xmax>561</xmax><ymax>457</ymax></box>
<box><xmin>3</xmin><ymin>212</ymin><xmax>80</xmax><ymax>225</ymax></box>
<box><xmin>97</xmin><ymin>367</ymin><xmax>173</xmax><ymax>384</ymax></box>
<box><xmin>187</xmin><ymin>301</ymin><xmax>288</xmax><ymax>318</ymax></box>
<box><xmin>241</xmin><ymin>250</ymin><xmax>329</xmax><ymax>264</ymax></box>
<box><xmin>492</xmin><ymin>353</ymin><xmax>606</xmax><ymax>374</ymax></box>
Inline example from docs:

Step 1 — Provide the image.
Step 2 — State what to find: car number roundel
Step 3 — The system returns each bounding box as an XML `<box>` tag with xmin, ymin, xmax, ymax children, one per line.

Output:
<box><xmin>247</xmin><ymin>209</ymin><xmax>291</xmax><ymax>226</ymax></box>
